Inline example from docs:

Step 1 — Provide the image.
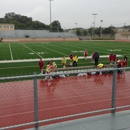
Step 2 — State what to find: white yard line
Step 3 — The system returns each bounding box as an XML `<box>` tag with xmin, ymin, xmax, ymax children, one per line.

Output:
<box><xmin>0</xmin><ymin>55</ymin><xmax>123</xmax><ymax>63</ymax></box>
<box><xmin>9</xmin><ymin>43</ymin><xmax>13</xmax><ymax>60</ymax></box>
<box><xmin>34</xmin><ymin>43</ymin><xmax>68</xmax><ymax>56</ymax></box>
<box><xmin>44</xmin><ymin>43</ymin><xmax>72</xmax><ymax>51</ymax></box>
<box><xmin>22</xmin><ymin>44</ymin><xmax>43</xmax><ymax>58</ymax></box>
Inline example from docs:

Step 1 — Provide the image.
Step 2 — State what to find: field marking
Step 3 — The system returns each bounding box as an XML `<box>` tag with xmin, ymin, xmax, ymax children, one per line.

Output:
<box><xmin>34</xmin><ymin>43</ymin><xmax>68</xmax><ymax>56</ymax></box>
<box><xmin>65</xmin><ymin>42</ymin><xmax>125</xmax><ymax>55</ymax></box>
<box><xmin>9</xmin><ymin>43</ymin><xmax>13</xmax><ymax>60</ymax></box>
<box><xmin>22</xmin><ymin>44</ymin><xmax>43</xmax><ymax>58</ymax></box>
<box><xmin>107</xmin><ymin>49</ymin><xmax>122</xmax><ymax>51</ymax></box>
<box><xmin>0</xmin><ymin>55</ymin><xmax>123</xmax><ymax>63</ymax></box>
<box><xmin>43</xmin><ymin>43</ymin><xmax>73</xmax><ymax>52</ymax></box>
<box><xmin>71</xmin><ymin>51</ymin><xmax>84</xmax><ymax>53</ymax></box>
<box><xmin>28</xmin><ymin>52</ymin><xmax>47</xmax><ymax>55</ymax></box>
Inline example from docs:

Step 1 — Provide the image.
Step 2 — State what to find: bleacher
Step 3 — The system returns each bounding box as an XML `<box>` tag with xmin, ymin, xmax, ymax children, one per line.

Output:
<box><xmin>0</xmin><ymin>30</ymin><xmax>78</xmax><ymax>39</ymax></box>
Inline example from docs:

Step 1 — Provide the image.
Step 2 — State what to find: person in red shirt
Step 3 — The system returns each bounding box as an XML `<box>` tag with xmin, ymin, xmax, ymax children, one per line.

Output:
<box><xmin>84</xmin><ymin>50</ymin><xmax>88</xmax><ymax>60</ymax></box>
<box><xmin>91</xmin><ymin>52</ymin><xmax>95</xmax><ymax>63</ymax></box>
<box><xmin>69</xmin><ymin>53</ymin><xmax>73</xmax><ymax>66</ymax></box>
<box><xmin>113</xmin><ymin>54</ymin><xmax>117</xmax><ymax>64</ymax></box>
<box><xmin>108</xmin><ymin>53</ymin><xmax>114</xmax><ymax>65</ymax></box>
<box><xmin>39</xmin><ymin>58</ymin><xmax>44</xmax><ymax>74</ymax></box>
<box><xmin>116</xmin><ymin>59</ymin><xmax>122</xmax><ymax>68</ymax></box>
<box><xmin>122</xmin><ymin>56</ymin><xmax>127</xmax><ymax>67</ymax></box>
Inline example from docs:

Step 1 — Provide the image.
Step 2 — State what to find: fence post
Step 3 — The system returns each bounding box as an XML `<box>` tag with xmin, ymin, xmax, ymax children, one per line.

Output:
<box><xmin>33</xmin><ymin>72</ymin><xmax>39</xmax><ymax>128</ymax></box>
<box><xmin>111</xmin><ymin>69</ymin><xmax>117</xmax><ymax>113</ymax></box>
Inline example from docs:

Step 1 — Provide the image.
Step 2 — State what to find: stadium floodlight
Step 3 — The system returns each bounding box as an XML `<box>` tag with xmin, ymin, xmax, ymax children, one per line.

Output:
<box><xmin>75</xmin><ymin>23</ymin><xmax>78</xmax><ymax>27</ymax></box>
<box><xmin>100</xmin><ymin>20</ymin><xmax>103</xmax><ymax>37</ymax></box>
<box><xmin>48</xmin><ymin>0</ymin><xmax>53</xmax><ymax>32</ymax></box>
<box><xmin>92</xmin><ymin>13</ymin><xmax>98</xmax><ymax>36</ymax></box>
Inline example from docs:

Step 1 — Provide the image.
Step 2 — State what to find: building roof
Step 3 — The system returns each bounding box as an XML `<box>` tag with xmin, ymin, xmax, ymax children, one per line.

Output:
<box><xmin>0</xmin><ymin>23</ymin><xmax>14</xmax><ymax>25</ymax></box>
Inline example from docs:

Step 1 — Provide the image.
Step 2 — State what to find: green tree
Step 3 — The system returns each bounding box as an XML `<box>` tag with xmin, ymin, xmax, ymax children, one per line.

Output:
<box><xmin>51</xmin><ymin>20</ymin><xmax>62</xmax><ymax>32</ymax></box>
<box><xmin>83</xmin><ymin>29</ymin><xmax>87</xmax><ymax>36</ymax></box>
<box><xmin>88</xmin><ymin>27</ymin><xmax>93</xmax><ymax>36</ymax></box>
<box><xmin>76</xmin><ymin>28</ymin><xmax>81</xmax><ymax>36</ymax></box>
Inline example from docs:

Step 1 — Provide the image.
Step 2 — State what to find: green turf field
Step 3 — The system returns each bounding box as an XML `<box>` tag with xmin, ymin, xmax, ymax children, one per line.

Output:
<box><xmin>0</xmin><ymin>41</ymin><xmax>130</xmax><ymax>77</ymax></box>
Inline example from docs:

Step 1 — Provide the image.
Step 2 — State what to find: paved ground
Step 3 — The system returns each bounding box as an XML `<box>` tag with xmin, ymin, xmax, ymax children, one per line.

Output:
<box><xmin>27</xmin><ymin>110</ymin><xmax>130</xmax><ymax>130</ymax></box>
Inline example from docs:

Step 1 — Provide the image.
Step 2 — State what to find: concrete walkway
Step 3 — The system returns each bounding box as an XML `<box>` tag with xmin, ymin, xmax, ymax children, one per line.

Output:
<box><xmin>28</xmin><ymin>110</ymin><xmax>130</xmax><ymax>130</ymax></box>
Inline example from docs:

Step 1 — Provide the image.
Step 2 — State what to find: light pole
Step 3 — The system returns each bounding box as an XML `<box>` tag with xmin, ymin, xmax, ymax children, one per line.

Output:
<box><xmin>100</xmin><ymin>20</ymin><xmax>103</xmax><ymax>37</ymax></box>
<box><xmin>92</xmin><ymin>22</ymin><xmax>94</xmax><ymax>37</ymax></box>
<box><xmin>111</xmin><ymin>24</ymin><xmax>113</xmax><ymax>37</ymax></box>
<box><xmin>92</xmin><ymin>13</ymin><xmax>98</xmax><ymax>36</ymax></box>
<box><xmin>123</xmin><ymin>23</ymin><xmax>126</xmax><ymax>29</ymax></box>
<box><xmin>75</xmin><ymin>23</ymin><xmax>78</xmax><ymax>35</ymax></box>
<box><xmin>48</xmin><ymin>0</ymin><xmax>53</xmax><ymax>32</ymax></box>
<box><xmin>8</xmin><ymin>16</ymin><xmax>12</xmax><ymax>24</ymax></box>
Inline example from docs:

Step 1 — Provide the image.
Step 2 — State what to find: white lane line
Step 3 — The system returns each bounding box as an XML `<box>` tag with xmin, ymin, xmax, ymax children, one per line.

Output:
<box><xmin>34</xmin><ymin>43</ymin><xmax>68</xmax><ymax>56</ymax></box>
<box><xmin>22</xmin><ymin>44</ymin><xmax>43</xmax><ymax>58</ymax></box>
<box><xmin>9</xmin><ymin>43</ymin><xmax>13</xmax><ymax>60</ymax></box>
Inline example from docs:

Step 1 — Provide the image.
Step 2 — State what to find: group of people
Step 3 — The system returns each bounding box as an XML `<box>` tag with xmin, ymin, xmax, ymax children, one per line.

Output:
<box><xmin>39</xmin><ymin>58</ymin><xmax>57</xmax><ymax>74</ymax></box>
<box><xmin>38</xmin><ymin>50</ymin><xmax>128</xmax><ymax>77</ymax></box>
<box><xmin>108</xmin><ymin>53</ymin><xmax>127</xmax><ymax>68</ymax></box>
<box><xmin>97</xmin><ymin>53</ymin><xmax>128</xmax><ymax>75</ymax></box>
<box><xmin>69</xmin><ymin>51</ymin><xmax>99</xmax><ymax>67</ymax></box>
<box><xmin>39</xmin><ymin>59</ymin><xmax>58</xmax><ymax>80</ymax></box>
<box><xmin>69</xmin><ymin>53</ymin><xmax>78</xmax><ymax>67</ymax></box>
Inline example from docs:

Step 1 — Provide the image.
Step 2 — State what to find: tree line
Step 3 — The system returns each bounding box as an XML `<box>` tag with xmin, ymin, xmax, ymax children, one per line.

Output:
<box><xmin>0</xmin><ymin>12</ymin><xmax>63</xmax><ymax>32</ymax></box>
<box><xmin>0</xmin><ymin>12</ymin><xmax>130</xmax><ymax>36</ymax></box>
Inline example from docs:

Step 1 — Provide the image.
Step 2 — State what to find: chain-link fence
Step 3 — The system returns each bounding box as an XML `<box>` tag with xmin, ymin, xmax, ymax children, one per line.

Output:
<box><xmin>0</xmin><ymin>67</ymin><xmax>130</xmax><ymax>130</ymax></box>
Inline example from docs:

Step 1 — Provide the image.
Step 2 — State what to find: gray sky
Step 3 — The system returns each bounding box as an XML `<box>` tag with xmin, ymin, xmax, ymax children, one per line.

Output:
<box><xmin>0</xmin><ymin>0</ymin><xmax>130</xmax><ymax>29</ymax></box>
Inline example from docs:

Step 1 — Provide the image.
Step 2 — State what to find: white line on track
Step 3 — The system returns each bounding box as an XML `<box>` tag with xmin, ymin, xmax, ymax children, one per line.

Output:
<box><xmin>9</xmin><ymin>43</ymin><xmax>13</xmax><ymax>60</ymax></box>
<box><xmin>22</xmin><ymin>44</ymin><xmax>43</xmax><ymax>58</ymax></box>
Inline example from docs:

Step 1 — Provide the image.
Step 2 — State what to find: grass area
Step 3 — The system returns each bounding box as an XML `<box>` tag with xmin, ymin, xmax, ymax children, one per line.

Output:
<box><xmin>0</xmin><ymin>41</ymin><xmax>130</xmax><ymax>77</ymax></box>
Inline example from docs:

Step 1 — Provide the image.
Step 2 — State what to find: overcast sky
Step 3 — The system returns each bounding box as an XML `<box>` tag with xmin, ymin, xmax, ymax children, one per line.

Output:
<box><xmin>0</xmin><ymin>0</ymin><xmax>130</xmax><ymax>29</ymax></box>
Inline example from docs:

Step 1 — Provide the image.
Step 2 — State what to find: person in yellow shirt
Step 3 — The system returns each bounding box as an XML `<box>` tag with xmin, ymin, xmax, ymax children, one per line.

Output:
<box><xmin>51</xmin><ymin>60</ymin><xmax>57</xmax><ymax>68</ymax></box>
<box><xmin>62</xmin><ymin>56</ymin><xmax>66</xmax><ymax>68</ymax></box>
<box><xmin>97</xmin><ymin>63</ymin><xmax>104</xmax><ymax>75</ymax></box>
<box><xmin>73</xmin><ymin>54</ymin><xmax>78</xmax><ymax>67</ymax></box>
<box><xmin>44</xmin><ymin>62</ymin><xmax>53</xmax><ymax>81</ymax></box>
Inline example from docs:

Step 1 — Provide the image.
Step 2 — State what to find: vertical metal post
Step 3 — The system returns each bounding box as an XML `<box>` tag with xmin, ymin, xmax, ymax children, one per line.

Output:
<box><xmin>33</xmin><ymin>73</ymin><xmax>38</xmax><ymax>128</ymax></box>
<box><xmin>111</xmin><ymin>24</ymin><xmax>113</xmax><ymax>37</ymax></box>
<box><xmin>111</xmin><ymin>69</ymin><xmax>117</xmax><ymax>113</ymax></box>
<box><xmin>75</xmin><ymin>23</ymin><xmax>78</xmax><ymax>35</ymax></box>
<box><xmin>100</xmin><ymin>20</ymin><xmax>103</xmax><ymax>37</ymax></box>
<box><xmin>50</xmin><ymin>0</ymin><xmax>52</xmax><ymax>32</ymax></box>
<box><xmin>91</xmin><ymin>25</ymin><xmax>93</xmax><ymax>37</ymax></box>
<box><xmin>92</xmin><ymin>13</ymin><xmax>98</xmax><ymax>37</ymax></box>
<box><xmin>49</xmin><ymin>0</ymin><xmax>53</xmax><ymax>32</ymax></box>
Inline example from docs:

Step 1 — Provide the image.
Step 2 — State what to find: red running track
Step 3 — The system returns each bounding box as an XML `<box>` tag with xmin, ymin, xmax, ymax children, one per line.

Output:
<box><xmin>0</xmin><ymin>72</ymin><xmax>130</xmax><ymax>129</ymax></box>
